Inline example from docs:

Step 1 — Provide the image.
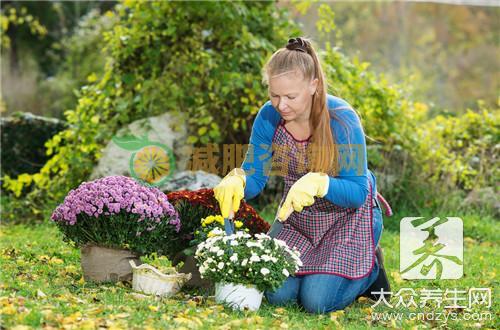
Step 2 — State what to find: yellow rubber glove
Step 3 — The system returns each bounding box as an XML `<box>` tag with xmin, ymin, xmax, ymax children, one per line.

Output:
<box><xmin>213</xmin><ymin>168</ymin><xmax>246</xmax><ymax>218</ymax></box>
<box><xmin>278</xmin><ymin>172</ymin><xmax>329</xmax><ymax>220</ymax></box>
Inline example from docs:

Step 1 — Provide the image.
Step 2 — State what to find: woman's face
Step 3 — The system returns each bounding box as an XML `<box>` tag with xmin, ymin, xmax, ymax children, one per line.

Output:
<box><xmin>268</xmin><ymin>71</ymin><xmax>318</xmax><ymax>123</ymax></box>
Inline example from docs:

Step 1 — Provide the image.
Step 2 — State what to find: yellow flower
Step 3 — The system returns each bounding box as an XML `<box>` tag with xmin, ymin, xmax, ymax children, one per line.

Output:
<box><xmin>234</xmin><ymin>221</ymin><xmax>243</xmax><ymax>229</ymax></box>
<box><xmin>207</xmin><ymin>230</ymin><xmax>217</xmax><ymax>238</ymax></box>
<box><xmin>215</xmin><ymin>215</ymin><xmax>224</xmax><ymax>225</ymax></box>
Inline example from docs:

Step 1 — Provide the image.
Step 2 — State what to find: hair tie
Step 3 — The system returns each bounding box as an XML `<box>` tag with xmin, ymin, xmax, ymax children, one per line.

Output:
<box><xmin>286</xmin><ymin>37</ymin><xmax>307</xmax><ymax>53</ymax></box>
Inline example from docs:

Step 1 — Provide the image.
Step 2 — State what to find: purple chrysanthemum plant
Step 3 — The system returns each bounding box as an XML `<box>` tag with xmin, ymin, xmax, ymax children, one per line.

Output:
<box><xmin>51</xmin><ymin>175</ymin><xmax>180</xmax><ymax>256</ymax></box>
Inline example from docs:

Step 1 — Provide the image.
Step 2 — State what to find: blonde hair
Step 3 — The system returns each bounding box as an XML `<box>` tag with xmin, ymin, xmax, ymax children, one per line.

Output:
<box><xmin>262</xmin><ymin>37</ymin><xmax>343</xmax><ymax>176</ymax></box>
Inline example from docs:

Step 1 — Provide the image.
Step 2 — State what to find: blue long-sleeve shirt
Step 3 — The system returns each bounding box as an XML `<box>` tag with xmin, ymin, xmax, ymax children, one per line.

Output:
<box><xmin>241</xmin><ymin>94</ymin><xmax>378</xmax><ymax>209</ymax></box>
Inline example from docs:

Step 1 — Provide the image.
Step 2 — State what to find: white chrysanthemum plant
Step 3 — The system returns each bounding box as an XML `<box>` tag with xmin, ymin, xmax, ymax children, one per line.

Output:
<box><xmin>194</xmin><ymin>230</ymin><xmax>302</xmax><ymax>293</ymax></box>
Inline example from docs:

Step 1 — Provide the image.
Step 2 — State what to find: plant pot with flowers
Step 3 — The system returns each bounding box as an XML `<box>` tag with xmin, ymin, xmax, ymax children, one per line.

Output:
<box><xmin>166</xmin><ymin>189</ymin><xmax>270</xmax><ymax>288</ymax></box>
<box><xmin>129</xmin><ymin>253</ymin><xmax>191</xmax><ymax>297</ymax></box>
<box><xmin>51</xmin><ymin>175</ymin><xmax>181</xmax><ymax>283</ymax></box>
<box><xmin>194</xmin><ymin>231</ymin><xmax>302</xmax><ymax>311</ymax></box>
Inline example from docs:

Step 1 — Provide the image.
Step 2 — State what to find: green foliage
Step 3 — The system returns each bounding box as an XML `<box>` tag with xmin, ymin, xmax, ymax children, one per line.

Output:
<box><xmin>140</xmin><ymin>252</ymin><xmax>183</xmax><ymax>274</ymax></box>
<box><xmin>322</xmin><ymin>43</ymin><xmax>422</xmax><ymax>156</ymax></box>
<box><xmin>3</xmin><ymin>1</ymin><xmax>300</xmax><ymax>217</ymax></box>
<box><xmin>37</xmin><ymin>9</ymin><xmax>117</xmax><ymax>118</ymax></box>
<box><xmin>306</xmin><ymin>2</ymin><xmax>499</xmax><ymax>114</ymax></box>
<box><xmin>416</xmin><ymin>103</ymin><xmax>499</xmax><ymax>191</ymax></box>
<box><xmin>1</xmin><ymin>2</ymin><xmax>116</xmax><ymax>76</ymax></box>
<box><xmin>0</xmin><ymin>5</ymin><xmax>47</xmax><ymax>50</ymax></box>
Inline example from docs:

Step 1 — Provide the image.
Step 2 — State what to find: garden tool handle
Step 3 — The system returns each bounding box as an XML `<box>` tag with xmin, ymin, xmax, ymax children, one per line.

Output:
<box><xmin>277</xmin><ymin>205</ymin><xmax>294</xmax><ymax>222</ymax></box>
<box><xmin>223</xmin><ymin>211</ymin><xmax>235</xmax><ymax>235</ymax></box>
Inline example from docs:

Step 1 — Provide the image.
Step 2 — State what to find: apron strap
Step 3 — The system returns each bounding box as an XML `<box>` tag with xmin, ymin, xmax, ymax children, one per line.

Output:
<box><xmin>376</xmin><ymin>192</ymin><xmax>393</xmax><ymax>217</ymax></box>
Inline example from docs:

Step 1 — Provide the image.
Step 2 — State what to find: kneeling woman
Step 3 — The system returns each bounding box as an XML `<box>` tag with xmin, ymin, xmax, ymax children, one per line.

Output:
<box><xmin>214</xmin><ymin>37</ymin><xmax>392</xmax><ymax>314</ymax></box>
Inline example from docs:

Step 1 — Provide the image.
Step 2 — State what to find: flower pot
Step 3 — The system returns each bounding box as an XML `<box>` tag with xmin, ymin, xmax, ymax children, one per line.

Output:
<box><xmin>215</xmin><ymin>282</ymin><xmax>264</xmax><ymax>311</ymax></box>
<box><xmin>172</xmin><ymin>251</ymin><xmax>213</xmax><ymax>289</ymax></box>
<box><xmin>80</xmin><ymin>244</ymin><xmax>140</xmax><ymax>283</ymax></box>
<box><xmin>129</xmin><ymin>260</ymin><xmax>192</xmax><ymax>297</ymax></box>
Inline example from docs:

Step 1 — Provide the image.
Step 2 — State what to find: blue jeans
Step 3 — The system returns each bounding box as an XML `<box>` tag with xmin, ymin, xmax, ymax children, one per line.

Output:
<box><xmin>264</xmin><ymin>205</ymin><xmax>384</xmax><ymax>314</ymax></box>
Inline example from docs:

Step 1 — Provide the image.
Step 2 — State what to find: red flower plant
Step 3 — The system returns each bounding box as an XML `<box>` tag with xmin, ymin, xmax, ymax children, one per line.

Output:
<box><xmin>167</xmin><ymin>188</ymin><xmax>270</xmax><ymax>235</ymax></box>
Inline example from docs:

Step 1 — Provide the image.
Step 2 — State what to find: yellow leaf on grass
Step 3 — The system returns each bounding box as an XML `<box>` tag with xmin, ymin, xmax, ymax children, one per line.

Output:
<box><xmin>79</xmin><ymin>319</ymin><xmax>96</xmax><ymax>330</ymax></box>
<box><xmin>148</xmin><ymin>305</ymin><xmax>159</xmax><ymax>312</ymax></box>
<box><xmin>11</xmin><ymin>326</ymin><xmax>30</xmax><ymax>330</ymax></box>
<box><xmin>64</xmin><ymin>265</ymin><xmax>78</xmax><ymax>275</ymax></box>
<box><xmin>330</xmin><ymin>310</ymin><xmax>345</xmax><ymax>326</ymax></box>
<box><xmin>62</xmin><ymin>311</ymin><xmax>82</xmax><ymax>324</ymax></box>
<box><xmin>1</xmin><ymin>304</ymin><xmax>16</xmax><ymax>315</ymax></box>
<box><xmin>274</xmin><ymin>307</ymin><xmax>286</xmax><ymax>314</ymax></box>
<box><xmin>49</xmin><ymin>257</ymin><xmax>64</xmax><ymax>265</ymax></box>
<box><xmin>391</xmin><ymin>271</ymin><xmax>403</xmax><ymax>284</ymax></box>
<box><xmin>362</xmin><ymin>307</ymin><xmax>373</xmax><ymax>316</ymax></box>
<box><xmin>357</xmin><ymin>296</ymin><xmax>370</xmax><ymax>303</ymax></box>
<box><xmin>186</xmin><ymin>300</ymin><xmax>197</xmax><ymax>308</ymax></box>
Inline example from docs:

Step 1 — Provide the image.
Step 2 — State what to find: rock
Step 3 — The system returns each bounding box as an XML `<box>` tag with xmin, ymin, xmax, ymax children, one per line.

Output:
<box><xmin>157</xmin><ymin>170</ymin><xmax>221</xmax><ymax>194</ymax></box>
<box><xmin>463</xmin><ymin>187</ymin><xmax>500</xmax><ymax>217</ymax></box>
<box><xmin>374</xmin><ymin>173</ymin><xmax>398</xmax><ymax>193</ymax></box>
<box><xmin>90</xmin><ymin>112</ymin><xmax>192</xmax><ymax>180</ymax></box>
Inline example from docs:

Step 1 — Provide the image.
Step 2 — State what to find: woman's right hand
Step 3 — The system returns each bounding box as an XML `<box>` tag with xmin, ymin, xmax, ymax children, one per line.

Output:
<box><xmin>213</xmin><ymin>168</ymin><xmax>246</xmax><ymax>218</ymax></box>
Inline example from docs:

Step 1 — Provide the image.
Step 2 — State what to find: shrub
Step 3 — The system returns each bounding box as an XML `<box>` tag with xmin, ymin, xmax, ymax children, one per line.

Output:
<box><xmin>3</xmin><ymin>1</ymin><xmax>300</xmax><ymax>216</ymax></box>
<box><xmin>415</xmin><ymin>105</ymin><xmax>499</xmax><ymax>191</ymax></box>
<box><xmin>0</xmin><ymin>112</ymin><xmax>66</xmax><ymax>180</ymax></box>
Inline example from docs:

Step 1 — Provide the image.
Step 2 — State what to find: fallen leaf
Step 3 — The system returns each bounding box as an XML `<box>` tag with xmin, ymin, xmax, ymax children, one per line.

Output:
<box><xmin>49</xmin><ymin>257</ymin><xmax>64</xmax><ymax>265</ymax></box>
<box><xmin>148</xmin><ymin>305</ymin><xmax>159</xmax><ymax>312</ymax></box>
<box><xmin>391</xmin><ymin>271</ymin><xmax>403</xmax><ymax>284</ymax></box>
<box><xmin>274</xmin><ymin>307</ymin><xmax>286</xmax><ymax>314</ymax></box>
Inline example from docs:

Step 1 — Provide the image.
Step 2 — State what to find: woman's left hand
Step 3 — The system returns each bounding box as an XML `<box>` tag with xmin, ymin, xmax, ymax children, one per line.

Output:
<box><xmin>277</xmin><ymin>172</ymin><xmax>329</xmax><ymax>219</ymax></box>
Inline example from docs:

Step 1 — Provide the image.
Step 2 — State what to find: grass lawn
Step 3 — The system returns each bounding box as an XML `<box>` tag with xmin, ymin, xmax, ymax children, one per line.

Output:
<box><xmin>0</xmin><ymin>210</ymin><xmax>498</xmax><ymax>329</ymax></box>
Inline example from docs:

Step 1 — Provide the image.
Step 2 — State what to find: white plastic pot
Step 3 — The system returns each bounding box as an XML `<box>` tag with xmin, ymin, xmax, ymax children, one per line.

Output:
<box><xmin>215</xmin><ymin>282</ymin><xmax>264</xmax><ymax>311</ymax></box>
<box><xmin>129</xmin><ymin>260</ymin><xmax>191</xmax><ymax>297</ymax></box>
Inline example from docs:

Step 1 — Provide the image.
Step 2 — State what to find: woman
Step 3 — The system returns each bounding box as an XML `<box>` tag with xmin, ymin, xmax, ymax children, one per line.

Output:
<box><xmin>213</xmin><ymin>37</ymin><xmax>392</xmax><ymax>314</ymax></box>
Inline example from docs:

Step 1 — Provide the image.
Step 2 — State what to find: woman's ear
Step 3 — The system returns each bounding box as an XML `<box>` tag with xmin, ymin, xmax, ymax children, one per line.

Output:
<box><xmin>309</xmin><ymin>78</ymin><xmax>319</xmax><ymax>96</ymax></box>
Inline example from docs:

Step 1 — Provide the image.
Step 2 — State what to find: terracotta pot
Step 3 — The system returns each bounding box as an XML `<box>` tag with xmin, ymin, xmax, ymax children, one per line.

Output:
<box><xmin>80</xmin><ymin>244</ymin><xmax>141</xmax><ymax>283</ymax></box>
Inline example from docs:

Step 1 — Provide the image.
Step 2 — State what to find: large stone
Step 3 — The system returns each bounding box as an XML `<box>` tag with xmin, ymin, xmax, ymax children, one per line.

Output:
<box><xmin>463</xmin><ymin>187</ymin><xmax>500</xmax><ymax>217</ymax></box>
<box><xmin>90</xmin><ymin>112</ymin><xmax>192</xmax><ymax>180</ymax></box>
<box><xmin>157</xmin><ymin>170</ymin><xmax>221</xmax><ymax>194</ymax></box>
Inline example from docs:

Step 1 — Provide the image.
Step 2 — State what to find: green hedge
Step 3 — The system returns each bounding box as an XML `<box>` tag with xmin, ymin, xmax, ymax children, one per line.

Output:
<box><xmin>1</xmin><ymin>112</ymin><xmax>66</xmax><ymax>178</ymax></box>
